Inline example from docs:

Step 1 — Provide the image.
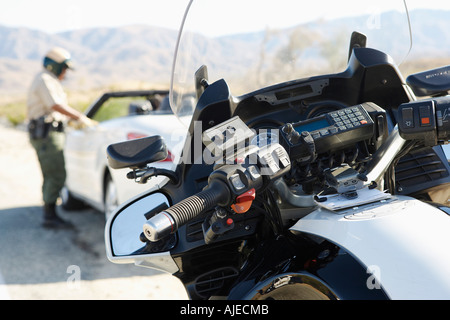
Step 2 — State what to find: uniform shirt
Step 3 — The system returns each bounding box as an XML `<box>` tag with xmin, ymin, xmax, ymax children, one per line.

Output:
<box><xmin>27</xmin><ymin>69</ymin><xmax>68</xmax><ymax>122</ymax></box>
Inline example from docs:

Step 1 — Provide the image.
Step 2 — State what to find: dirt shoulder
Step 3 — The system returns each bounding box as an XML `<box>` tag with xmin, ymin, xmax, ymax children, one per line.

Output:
<box><xmin>0</xmin><ymin>119</ymin><xmax>43</xmax><ymax>209</ymax></box>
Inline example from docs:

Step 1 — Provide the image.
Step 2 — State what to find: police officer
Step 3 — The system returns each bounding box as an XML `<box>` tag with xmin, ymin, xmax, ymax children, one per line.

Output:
<box><xmin>27</xmin><ymin>47</ymin><xmax>94</xmax><ymax>228</ymax></box>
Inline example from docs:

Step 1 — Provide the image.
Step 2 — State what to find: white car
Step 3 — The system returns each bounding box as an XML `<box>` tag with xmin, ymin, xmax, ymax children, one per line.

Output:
<box><xmin>62</xmin><ymin>90</ymin><xmax>188</xmax><ymax>219</ymax></box>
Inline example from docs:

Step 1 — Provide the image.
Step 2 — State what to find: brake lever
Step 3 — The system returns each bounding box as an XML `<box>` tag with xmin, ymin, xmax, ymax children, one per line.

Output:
<box><xmin>127</xmin><ymin>167</ymin><xmax>179</xmax><ymax>184</ymax></box>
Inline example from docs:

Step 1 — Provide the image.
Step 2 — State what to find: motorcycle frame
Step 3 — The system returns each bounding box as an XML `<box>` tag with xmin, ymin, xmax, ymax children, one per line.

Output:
<box><xmin>105</xmin><ymin>46</ymin><xmax>450</xmax><ymax>300</ymax></box>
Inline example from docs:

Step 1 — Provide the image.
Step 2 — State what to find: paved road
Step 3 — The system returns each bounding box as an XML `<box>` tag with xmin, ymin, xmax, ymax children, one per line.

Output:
<box><xmin>0</xmin><ymin>121</ymin><xmax>188</xmax><ymax>300</ymax></box>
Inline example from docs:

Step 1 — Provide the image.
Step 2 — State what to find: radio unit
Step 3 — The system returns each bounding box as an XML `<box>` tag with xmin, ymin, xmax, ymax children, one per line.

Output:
<box><xmin>280</xmin><ymin>102</ymin><xmax>380</xmax><ymax>161</ymax></box>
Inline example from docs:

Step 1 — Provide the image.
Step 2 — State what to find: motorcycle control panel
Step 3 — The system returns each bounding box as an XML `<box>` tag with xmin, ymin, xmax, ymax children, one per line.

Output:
<box><xmin>280</xmin><ymin>103</ymin><xmax>376</xmax><ymax>161</ymax></box>
<box><xmin>143</xmin><ymin>117</ymin><xmax>291</xmax><ymax>243</ymax></box>
<box><xmin>398</xmin><ymin>96</ymin><xmax>450</xmax><ymax>146</ymax></box>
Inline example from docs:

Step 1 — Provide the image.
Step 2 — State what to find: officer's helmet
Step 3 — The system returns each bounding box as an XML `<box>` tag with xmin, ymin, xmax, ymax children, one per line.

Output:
<box><xmin>43</xmin><ymin>47</ymin><xmax>74</xmax><ymax>77</ymax></box>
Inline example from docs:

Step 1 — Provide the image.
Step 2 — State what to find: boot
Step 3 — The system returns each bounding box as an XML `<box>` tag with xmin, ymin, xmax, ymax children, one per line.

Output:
<box><xmin>43</xmin><ymin>203</ymin><xmax>73</xmax><ymax>229</ymax></box>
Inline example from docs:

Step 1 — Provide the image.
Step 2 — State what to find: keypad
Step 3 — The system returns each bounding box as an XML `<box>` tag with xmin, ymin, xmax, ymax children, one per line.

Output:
<box><xmin>307</xmin><ymin>106</ymin><xmax>371</xmax><ymax>139</ymax></box>
<box><xmin>328</xmin><ymin>106</ymin><xmax>369</xmax><ymax>133</ymax></box>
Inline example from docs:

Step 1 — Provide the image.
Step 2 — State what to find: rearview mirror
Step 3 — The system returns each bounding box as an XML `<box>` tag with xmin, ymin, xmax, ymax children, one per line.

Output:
<box><xmin>107</xmin><ymin>135</ymin><xmax>168</xmax><ymax>169</ymax></box>
<box><xmin>105</xmin><ymin>191</ymin><xmax>179</xmax><ymax>273</ymax></box>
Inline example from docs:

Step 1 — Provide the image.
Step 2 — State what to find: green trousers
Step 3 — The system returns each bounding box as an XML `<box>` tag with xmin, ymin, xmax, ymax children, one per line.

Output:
<box><xmin>30</xmin><ymin>131</ymin><xmax>66</xmax><ymax>205</ymax></box>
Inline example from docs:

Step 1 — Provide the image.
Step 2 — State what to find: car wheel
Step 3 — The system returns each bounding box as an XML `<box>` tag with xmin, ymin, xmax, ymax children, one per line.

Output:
<box><xmin>104</xmin><ymin>175</ymin><xmax>119</xmax><ymax>221</ymax></box>
<box><xmin>60</xmin><ymin>185</ymin><xmax>86</xmax><ymax>211</ymax></box>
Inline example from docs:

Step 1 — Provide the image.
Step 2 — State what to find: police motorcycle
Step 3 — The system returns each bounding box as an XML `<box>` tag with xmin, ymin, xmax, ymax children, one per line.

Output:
<box><xmin>104</xmin><ymin>0</ymin><xmax>450</xmax><ymax>299</ymax></box>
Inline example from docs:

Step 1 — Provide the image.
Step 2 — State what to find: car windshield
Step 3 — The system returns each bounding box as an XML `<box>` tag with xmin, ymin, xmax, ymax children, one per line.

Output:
<box><xmin>169</xmin><ymin>0</ymin><xmax>412</xmax><ymax>124</ymax></box>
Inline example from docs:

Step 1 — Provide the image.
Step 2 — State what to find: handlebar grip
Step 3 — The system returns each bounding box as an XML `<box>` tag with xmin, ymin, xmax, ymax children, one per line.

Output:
<box><xmin>143</xmin><ymin>180</ymin><xmax>230</xmax><ymax>242</ymax></box>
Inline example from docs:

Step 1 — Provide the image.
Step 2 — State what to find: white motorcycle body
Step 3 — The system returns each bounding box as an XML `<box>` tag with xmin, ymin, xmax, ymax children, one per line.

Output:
<box><xmin>290</xmin><ymin>193</ymin><xmax>450</xmax><ymax>299</ymax></box>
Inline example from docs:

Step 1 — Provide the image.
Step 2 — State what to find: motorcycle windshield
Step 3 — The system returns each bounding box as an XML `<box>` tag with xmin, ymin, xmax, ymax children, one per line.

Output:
<box><xmin>170</xmin><ymin>0</ymin><xmax>412</xmax><ymax>123</ymax></box>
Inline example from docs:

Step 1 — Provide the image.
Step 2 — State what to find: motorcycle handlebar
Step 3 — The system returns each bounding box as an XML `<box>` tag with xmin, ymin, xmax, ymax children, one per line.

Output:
<box><xmin>398</xmin><ymin>96</ymin><xmax>450</xmax><ymax>145</ymax></box>
<box><xmin>143</xmin><ymin>179</ymin><xmax>231</xmax><ymax>242</ymax></box>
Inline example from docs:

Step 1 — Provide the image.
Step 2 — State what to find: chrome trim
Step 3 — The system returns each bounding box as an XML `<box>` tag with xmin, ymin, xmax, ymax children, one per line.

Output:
<box><xmin>364</xmin><ymin>126</ymin><xmax>406</xmax><ymax>185</ymax></box>
<box><xmin>107</xmin><ymin>251</ymin><xmax>179</xmax><ymax>274</ymax></box>
<box><xmin>143</xmin><ymin>212</ymin><xmax>176</xmax><ymax>242</ymax></box>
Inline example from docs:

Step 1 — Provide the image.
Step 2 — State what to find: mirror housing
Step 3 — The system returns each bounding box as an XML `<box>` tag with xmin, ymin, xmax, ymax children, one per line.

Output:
<box><xmin>107</xmin><ymin>135</ymin><xmax>168</xmax><ymax>169</ymax></box>
<box><xmin>105</xmin><ymin>191</ymin><xmax>179</xmax><ymax>273</ymax></box>
<box><xmin>128</xmin><ymin>100</ymin><xmax>153</xmax><ymax>115</ymax></box>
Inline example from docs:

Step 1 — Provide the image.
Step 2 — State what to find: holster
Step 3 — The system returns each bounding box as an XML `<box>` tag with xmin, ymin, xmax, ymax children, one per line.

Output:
<box><xmin>28</xmin><ymin>117</ymin><xmax>64</xmax><ymax>139</ymax></box>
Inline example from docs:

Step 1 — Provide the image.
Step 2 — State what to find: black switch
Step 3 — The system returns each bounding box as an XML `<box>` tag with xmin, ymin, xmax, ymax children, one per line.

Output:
<box><xmin>401</xmin><ymin>107</ymin><xmax>414</xmax><ymax>128</ymax></box>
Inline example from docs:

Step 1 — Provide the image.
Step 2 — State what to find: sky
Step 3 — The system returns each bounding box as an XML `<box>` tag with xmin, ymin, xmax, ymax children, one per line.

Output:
<box><xmin>0</xmin><ymin>0</ymin><xmax>450</xmax><ymax>36</ymax></box>
<box><xmin>0</xmin><ymin>0</ymin><xmax>189</xmax><ymax>33</ymax></box>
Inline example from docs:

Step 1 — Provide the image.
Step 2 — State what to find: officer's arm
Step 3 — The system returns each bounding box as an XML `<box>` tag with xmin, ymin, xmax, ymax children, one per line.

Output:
<box><xmin>51</xmin><ymin>104</ymin><xmax>95</xmax><ymax>126</ymax></box>
<box><xmin>51</xmin><ymin>104</ymin><xmax>84</xmax><ymax>120</ymax></box>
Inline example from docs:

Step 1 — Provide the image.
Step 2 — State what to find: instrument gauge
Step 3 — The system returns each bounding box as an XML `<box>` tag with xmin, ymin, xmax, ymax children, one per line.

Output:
<box><xmin>251</xmin><ymin>130</ymin><xmax>279</xmax><ymax>147</ymax></box>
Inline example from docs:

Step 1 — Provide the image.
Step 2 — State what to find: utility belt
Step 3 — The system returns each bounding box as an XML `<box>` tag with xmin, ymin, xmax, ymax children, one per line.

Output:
<box><xmin>28</xmin><ymin>117</ymin><xmax>64</xmax><ymax>140</ymax></box>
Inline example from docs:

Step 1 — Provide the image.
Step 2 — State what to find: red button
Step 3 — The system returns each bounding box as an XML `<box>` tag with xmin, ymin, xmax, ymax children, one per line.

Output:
<box><xmin>421</xmin><ymin>117</ymin><xmax>430</xmax><ymax>125</ymax></box>
<box><xmin>231</xmin><ymin>188</ymin><xmax>256</xmax><ymax>213</ymax></box>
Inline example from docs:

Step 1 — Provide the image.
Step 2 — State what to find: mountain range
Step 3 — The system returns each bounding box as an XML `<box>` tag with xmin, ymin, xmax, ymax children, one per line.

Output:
<box><xmin>1</xmin><ymin>9</ymin><xmax>450</xmax><ymax>100</ymax></box>
<box><xmin>0</xmin><ymin>24</ymin><xmax>179</xmax><ymax>99</ymax></box>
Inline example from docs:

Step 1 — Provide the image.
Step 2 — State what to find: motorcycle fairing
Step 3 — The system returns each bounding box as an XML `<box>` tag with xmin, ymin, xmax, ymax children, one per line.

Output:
<box><xmin>226</xmin><ymin>235</ymin><xmax>389</xmax><ymax>300</ymax></box>
<box><xmin>290</xmin><ymin>195</ymin><xmax>450</xmax><ymax>299</ymax></box>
